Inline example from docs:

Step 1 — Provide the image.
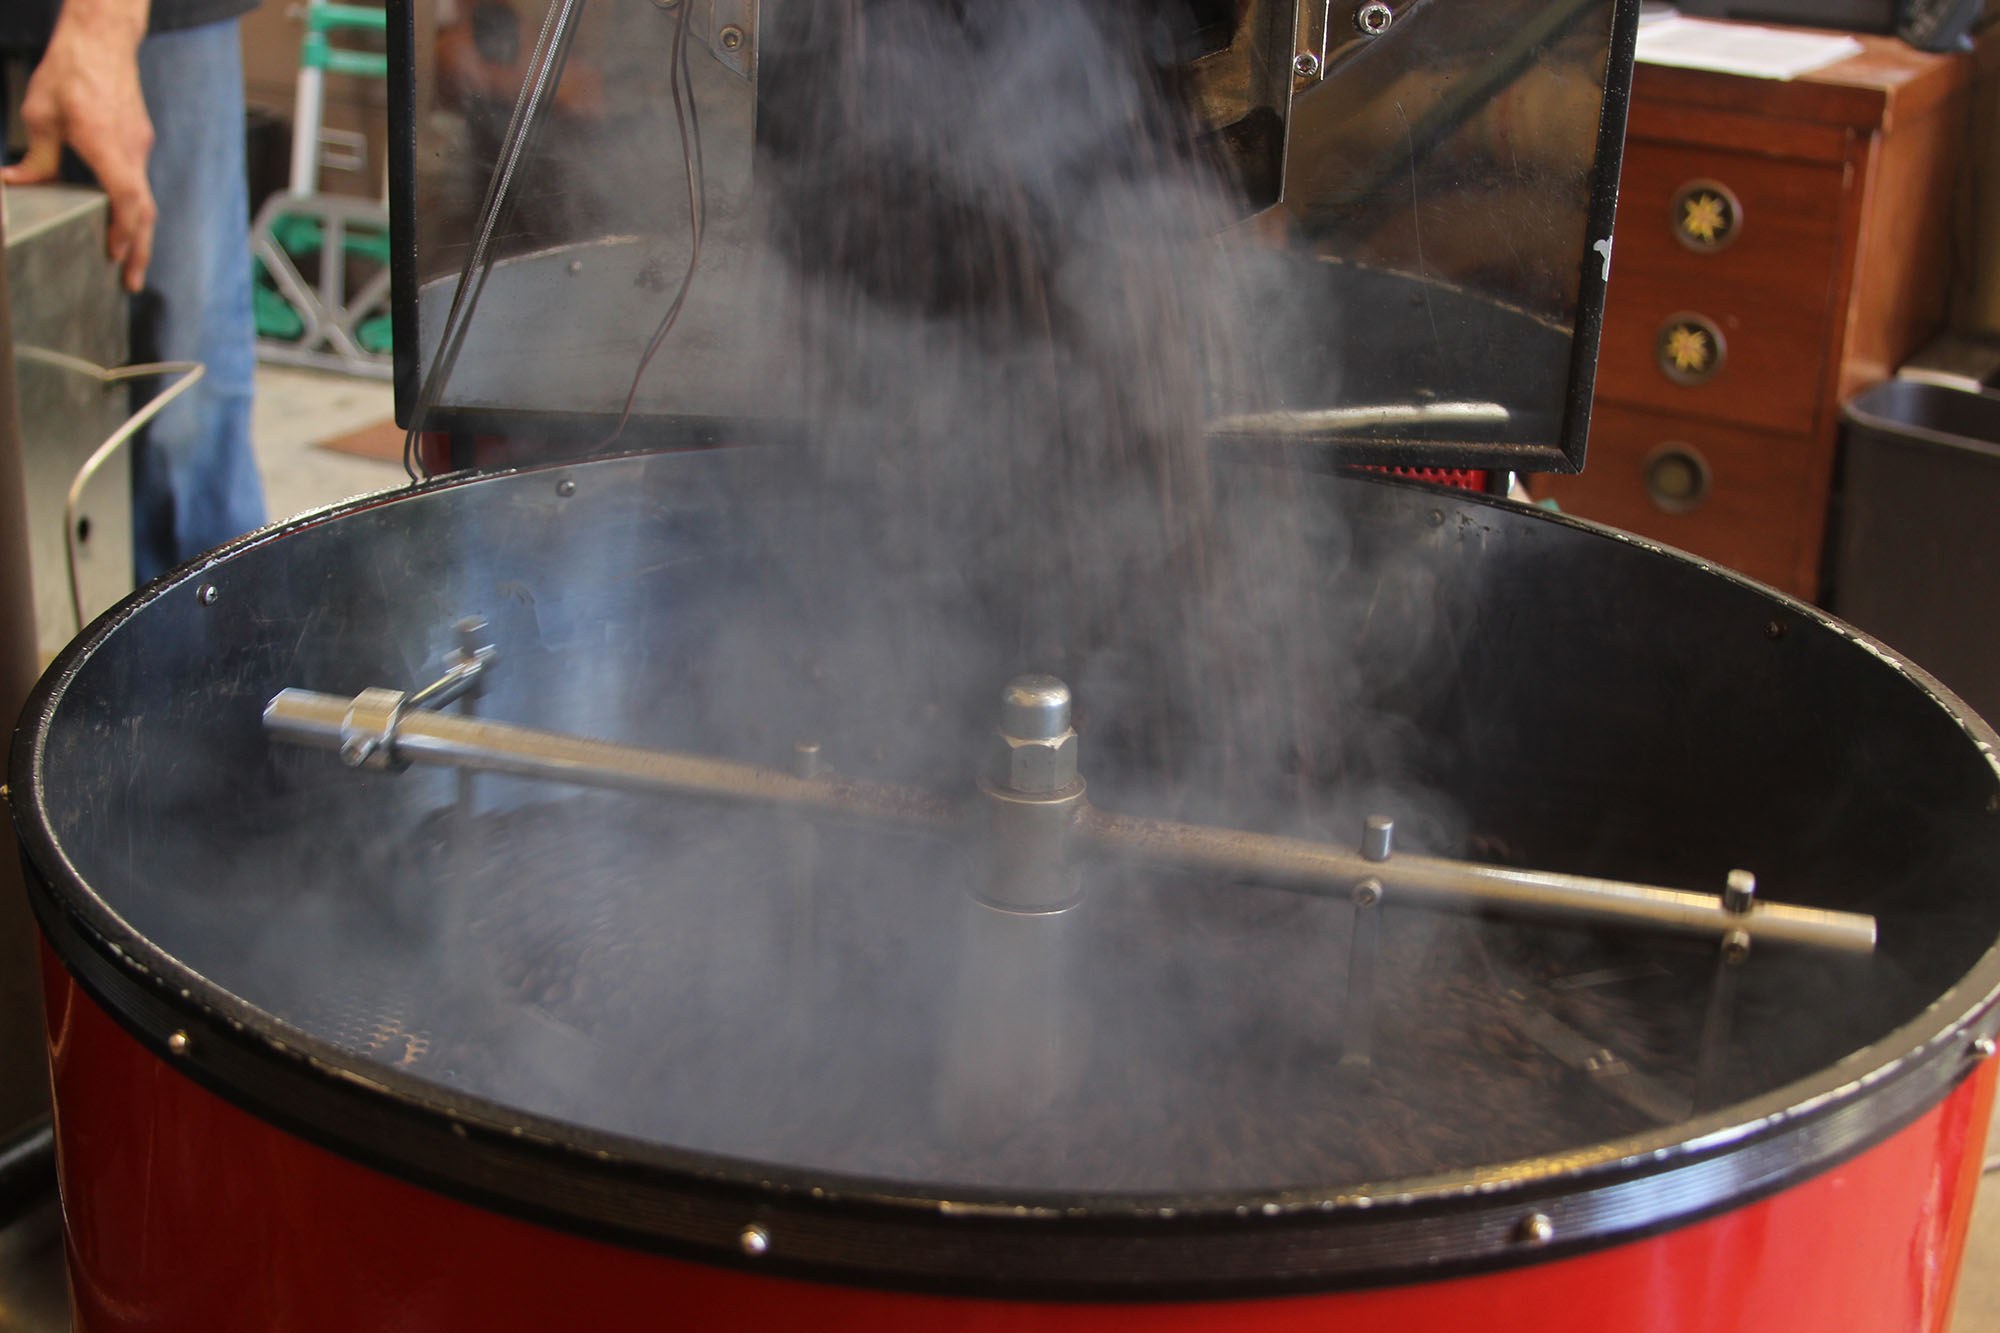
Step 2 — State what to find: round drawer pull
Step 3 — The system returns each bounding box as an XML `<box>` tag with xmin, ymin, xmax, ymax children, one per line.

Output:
<box><xmin>1671</xmin><ymin>179</ymin><xmax>1743</xmax><ymax>253</ymax></box>
<box><xmin>1656</xmin><ymin>312</ymin><xmax>1726</xmax><ymax>386</ymax></box>
<box><xmin>1644</xmin><ymin>442</ymin><xmax>1711</xmax><ymax>514</ymax></box>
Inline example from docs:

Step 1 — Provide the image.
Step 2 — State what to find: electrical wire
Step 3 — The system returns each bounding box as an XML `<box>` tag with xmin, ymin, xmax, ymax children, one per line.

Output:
<box><xmin>402</xmin><ymin>0</ymin><xmax>707</xmax><ymax>477</ymax></box>
<box><xmin>402</xmin><ymin>0</ymin><xmax>593</xmax><ymax>481</ymax></box>
<box><xmin>16</xmin><ymin>347</ymin><xmax>206</xmax><ymax>631</ymax></box>
<box><xmin>591</xmin><ymin>0</ymin><xmax>707</xmax><ymax>454</ymax></box>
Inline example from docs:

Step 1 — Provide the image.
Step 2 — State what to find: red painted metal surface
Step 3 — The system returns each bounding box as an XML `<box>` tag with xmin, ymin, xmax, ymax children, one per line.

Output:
<box><xmin>40</xmin><ymin>946</ymin><xmax>1996</xmax><ymax>1332</ymax></box>
<box><xmin>1355</xmin><ymin>465</ymin><xmax>1490</xmax><ymax>492</ymax></box>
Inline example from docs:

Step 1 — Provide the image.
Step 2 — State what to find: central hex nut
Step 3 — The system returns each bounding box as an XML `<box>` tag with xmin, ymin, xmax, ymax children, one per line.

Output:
<box><xmin>991</xmin><ymin>728</ymin><xmax>1079</xmax><ymax>794</ymax></box>
<box><xmin>989</xmin><ymin>675</ymin><xmax>1080</xmax><ymax>795</ymax></box>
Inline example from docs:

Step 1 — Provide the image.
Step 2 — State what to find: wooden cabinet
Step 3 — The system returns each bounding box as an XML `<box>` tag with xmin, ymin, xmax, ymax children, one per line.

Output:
<box><xmin>1533</xmin><ymin>34</ymin><xmax>1974</xmax><ymax>599</ymax></box>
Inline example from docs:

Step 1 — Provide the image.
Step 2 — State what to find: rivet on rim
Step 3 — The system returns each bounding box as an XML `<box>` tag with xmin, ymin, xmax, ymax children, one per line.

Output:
<box><xmin>1972</xmin><ymin>1035</ymin><xmax>1996</xmax><ymax>1061</ymax></box>
<box><xmin>739</xmin><ymin>1223</ymin><xmax>771</xmax><ymax>1256</ymax></box>
<box><xmin>1516</xmin><ymin>1211</ymin><xmax>1555</xmax><ymax>1245</ymax></box>
<box><xmin>166</xmin><ymin>1031</ymin><xmax>190</xmax><ymax>1055</ymax></box>
<box><xmin>196</xmin><ymin>584</ymin><xmax>219</xmax><ymax>606</ymax></box>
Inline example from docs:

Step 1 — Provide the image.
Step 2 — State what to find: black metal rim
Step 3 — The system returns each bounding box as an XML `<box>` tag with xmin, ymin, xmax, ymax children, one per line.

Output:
<box><xmin>13</xmin><ymin>458</ymin><xmax>2000</xmax><ymax>1298</ymax></box>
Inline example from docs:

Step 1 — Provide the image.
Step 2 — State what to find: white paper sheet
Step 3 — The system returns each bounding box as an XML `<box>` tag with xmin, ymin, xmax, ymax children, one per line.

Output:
<box><xmin>1635</xmin><ymin>15</ymin><xmax>1865</xmax><ymax>80</ymax></box>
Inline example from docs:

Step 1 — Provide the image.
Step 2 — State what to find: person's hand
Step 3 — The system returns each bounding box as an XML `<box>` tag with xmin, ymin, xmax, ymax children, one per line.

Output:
<box><xmin>1</xmin><ymin>0</ymin><xmax>155</xmax><ymax>293</ymax></box>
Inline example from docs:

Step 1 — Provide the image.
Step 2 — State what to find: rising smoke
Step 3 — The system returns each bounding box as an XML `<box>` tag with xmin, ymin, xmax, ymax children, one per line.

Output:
<box><xmin>42</xmin><ymin>0</ymin><xmax>1872</xmax><ymax>1200</ymax></box>
<box><xmin>338</xmin><ymin>0</ymin><xmax>1505</xmax><ymax>1190</ymax></box>
<box><xmin>348</xmin><ymin>0</ymin><xmax>1512</xmax><ymax>1189</ymax></box>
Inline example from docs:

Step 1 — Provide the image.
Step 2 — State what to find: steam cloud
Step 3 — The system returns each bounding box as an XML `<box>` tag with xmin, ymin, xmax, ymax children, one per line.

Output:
<box><xmin>57</xmin><ymin>0</ymin><xmax>1845</xmax><ymax>1199</ymax></box>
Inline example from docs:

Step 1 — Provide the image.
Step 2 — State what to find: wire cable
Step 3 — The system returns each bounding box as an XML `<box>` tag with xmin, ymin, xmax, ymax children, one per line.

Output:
<box><xmin>17</xmin><ymin>347</ymin><xmax>207</xmax><ymax>631</ymax></box>
<box><xmin>401</xmin><ymin>0</ymin><xmax>707</xmax><ymax>475</ymax></box>
<box><xmin>591</xmin><ymin>0</ymin><xmax>707</xmax><ymax>454</ymax></box>
<box><xmin>402</xmin><ymin>0</ymin><xmax>592</xmax><ymax>480</ymax></box>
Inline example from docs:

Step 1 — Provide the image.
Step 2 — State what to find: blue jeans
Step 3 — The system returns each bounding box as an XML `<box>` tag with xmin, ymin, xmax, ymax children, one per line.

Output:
<box><xmin>130</xmin><ymin>20</ymin><xmax>265</xmax><ymax>582</ymax></box>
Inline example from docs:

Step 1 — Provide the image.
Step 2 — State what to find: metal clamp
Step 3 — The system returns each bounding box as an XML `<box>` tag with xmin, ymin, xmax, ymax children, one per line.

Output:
<box><xmin>334</xmin><ymin>618</ymin><xmax>497</xmax><ymax>771</ymax></box>
<box><xmin>337</xmin><ymin>687</ymin><xmax>410</xmax><ymax>771</ymax></box>
<box><xmin>406</xmin><ymin>617</ymin><xmax>498</xmax><ymax>714</ymax></box>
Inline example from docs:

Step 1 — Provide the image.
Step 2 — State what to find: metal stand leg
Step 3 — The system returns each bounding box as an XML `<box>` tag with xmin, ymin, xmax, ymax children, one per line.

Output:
<box><xmin>783</xmin><ymin>741</ymin><xmax>824</xmax><ymax>1029</ymax></box>
<box><xmin>447</xmin><ymin>618</ymin><xmax>493</xmax><ymax>890</ymax></box>
<box><xmin>1340</xmin><ymin>879</ymin><xmax>1383</xmax><ymax>1071</ymax></box>
<box><xmin>1694</xmin><ymin>871</ymin><xmax>1757</xmax><ymax>1111</ymax></box>
<box><xmin>1339</xmin><ymin>816</ymin><xmax>1394</xmax><ymax>1071</ymax></box>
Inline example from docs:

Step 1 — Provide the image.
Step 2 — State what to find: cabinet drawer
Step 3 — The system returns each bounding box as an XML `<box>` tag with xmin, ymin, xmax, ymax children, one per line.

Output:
<box><xmin>1594</xmin><ymin>141</ymin><xmax>1847</xmax><ymax>434</ymax></box>
<box><xmin>1613</xmin><ymin>141</ymin><xmax>1847</xmax><ymax>277</ymax></box>
<box><xmin>1532</xmin><ymin>404</ymin><xmax>1824</xmax><ymax>596</ymax></box>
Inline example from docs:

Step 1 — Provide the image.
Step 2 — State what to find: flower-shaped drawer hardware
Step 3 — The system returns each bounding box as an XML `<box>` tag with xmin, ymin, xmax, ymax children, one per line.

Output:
<box><xmin>1657</xmin><ymin>312</ymin><xmax>1726</xmax><ymax>386</ymax></box>
<box><xmin>1671</xmin><ymin>180</ymin><xmax>1742</xmax><ymax>254</ymax></box>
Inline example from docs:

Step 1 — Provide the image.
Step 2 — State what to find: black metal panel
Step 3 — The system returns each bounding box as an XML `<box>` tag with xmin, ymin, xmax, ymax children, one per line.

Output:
<box><xmin>1562</xmin><ymin>0</ymin><xmax>1642</xmax><ymax>475</ymax></box>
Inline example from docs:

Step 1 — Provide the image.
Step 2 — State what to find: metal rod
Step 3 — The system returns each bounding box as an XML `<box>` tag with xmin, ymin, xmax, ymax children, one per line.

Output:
<box><xmin>447</xmin><ymin>619</ymin><xmax>490</xmax><ymax>895</ymax></box>
<box><xmin>264</xmin><ymin>688</ymin><xmax>1877</xmax><ymax>955</ymax></box>
<box><xmin>1078</xmin><ymin>810</ymin><xmax>1876</xmax><ymax>955</ymax></box>
<box><xmin>1207</xmin><ymin>401</ymin><xmax>1511</xmax><ymax>441</ymax></box>
<box><xmin>264</xmin><ymin>689</ymin><xmax>959</xmax><ymax>830</ymax></box>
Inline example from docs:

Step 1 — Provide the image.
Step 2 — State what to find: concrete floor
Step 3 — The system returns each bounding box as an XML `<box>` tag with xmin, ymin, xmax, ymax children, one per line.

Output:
<box><xmin>248</xmin><ymin>365</ymin><xmax>406</xmax><ymax>523</ymax></box>
<box><xmin>3</xmin><ymin>364</ymin><xmax>2000</xmax><ymax>1328</ymax></box>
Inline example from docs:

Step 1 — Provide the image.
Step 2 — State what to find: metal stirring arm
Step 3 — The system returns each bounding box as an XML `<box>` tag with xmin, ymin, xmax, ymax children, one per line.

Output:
<box><xmin>266</xmin><ymin>687</ymin><xmax>960</xmax><ymax>830</ymax></box>
<box><xmin>262</xmin><ymin>681</ymin><xmax>1875</xmax><ymax>956</ymax></box>
<box><xmin>1075</xmin><ymin>811</ymin><xmax>1870</xmax><ymax>953</ymax></box>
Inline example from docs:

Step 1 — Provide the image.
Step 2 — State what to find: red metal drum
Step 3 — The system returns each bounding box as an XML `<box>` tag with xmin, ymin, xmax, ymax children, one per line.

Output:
<box><xmin>40</xmin><ymin>957</ymin><xmax>1998</xmax><ymax>1332</ymax></box>
<box><xmin>17</xmin><ymin>452</ymin><xmax>2000</xmax><ymax>1328</ymax></box>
